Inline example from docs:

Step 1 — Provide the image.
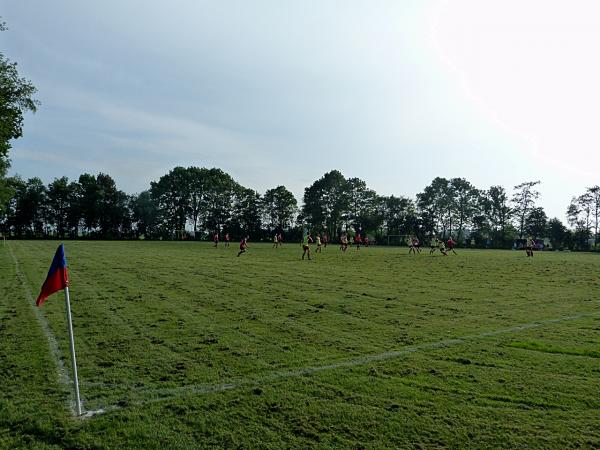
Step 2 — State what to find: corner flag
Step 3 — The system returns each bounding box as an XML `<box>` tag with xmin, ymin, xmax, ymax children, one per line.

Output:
<box><xmin>36</xmin><ymin>244</ymin><xmax>69</xmax><ymax>307</ymax></box>
<box><xmin>35</xmin><ymin>243</ymin><xmax>82</xmax><ymax>415</ymax></box>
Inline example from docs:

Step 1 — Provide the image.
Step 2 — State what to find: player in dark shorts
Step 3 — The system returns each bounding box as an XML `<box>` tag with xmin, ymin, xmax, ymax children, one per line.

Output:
<box><xmin>429</xmin><ymin>236</ymin><xmax>438</xmax><ymax>255</ymax></box>
<box><xmin>278</xmin><ymin>233</ymin><xmax>284</xmax><ymax>246</ymax></box>
<box><xmin>340</xmin><ymin>234</ymin><xmax>349</xmax><ymax>252</ymax></box>
<box><xmin>237</xmin><ymin>236</ymin><xmax>248</xmax><ymax>257</ymax></box>
<box><xmin>354</xmin><ymin>233</ymin><xmax>362</xmax><ymax>250</ymax></box>
<box><xmin>316</xmin><ymin>234</ymin><xmax>322</xmax><ymax>253</ymax></box>
<box><xmin>525</xmin><ymin>236</ymin><xmax>534</xmax><ymax>257</ymax></box>
<box><xmin>213</xmin><ymin>232</ymin><xmax>219</xmax><ymax>248</ymax></box>
<box><xmin>364</xmin><ymin>236</ymin><xmax>370</xmax><ymax>247</ymax></box>
<box><xmin>446</xmin><ymin>236</ymin><xmax>457</xmax><ymax>255</ymax></box>
<box><xmin>302</xmin><ymin>233</ymin><xmax>313</xmax><ymax>260</ymax></box>
<box><xmin>438</xmin><ymin>239</ymin><xmax>448</xmax><ymax>256</ymax></box>
<box><xmin>408</xmin><ymin>235</ymin><xmax>416</xmax><ymax>254</ymax></box>
<box><xmin>224</xmin><ymin>233</ymin><xmax>230</xmax><ymax>247</ymax></box>
<box><xmin>413</xmin><ymin>236</ymin><xmax>421</xmax><ymax>253</ymax></box>
<box><xmin>323</xmin><ymin>233</ymin><xmax>329</xmax><ymax>248</ymax></box>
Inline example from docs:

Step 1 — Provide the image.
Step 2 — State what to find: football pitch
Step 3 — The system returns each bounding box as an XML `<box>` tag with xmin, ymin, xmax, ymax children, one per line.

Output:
<box><xmin>1</xmin><ymin>240</ymin><xmax>599</xmax><ymax>449</ymax></box>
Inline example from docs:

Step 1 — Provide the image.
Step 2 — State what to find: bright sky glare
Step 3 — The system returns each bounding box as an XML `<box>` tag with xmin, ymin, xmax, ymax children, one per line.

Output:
<box><xmin>3</xmin><ymin>0</ymin><xmax>600</xmax><ymax>221</ymax></box>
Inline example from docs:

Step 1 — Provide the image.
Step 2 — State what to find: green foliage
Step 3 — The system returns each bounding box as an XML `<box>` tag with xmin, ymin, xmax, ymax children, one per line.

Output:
<box><xmin>0</xmin><ymin>20</ymin><xmax>40</xmax><ymax>210</ymax></box>
<box><xmin>261</xmin><ymin>185</ymin><xmax>298</xmax><ymax>232</ymax></box>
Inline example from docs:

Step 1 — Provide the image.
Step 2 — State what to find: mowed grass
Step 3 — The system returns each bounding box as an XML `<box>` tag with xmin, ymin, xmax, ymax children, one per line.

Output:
<box><xmin>1</xmin><ymin>240</ymin><xmax>599</xmax><ymax>449</ymax></box>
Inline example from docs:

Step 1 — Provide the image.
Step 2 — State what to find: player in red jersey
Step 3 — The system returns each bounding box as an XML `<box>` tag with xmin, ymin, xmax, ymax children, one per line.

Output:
<box><xmin>237</xmin><ymin>236</ymin><xmax>249</xmax><ymax>257</ymax></box>
<box><xmin>354</xmin><ymin>233</ymin><xmax>362</xmax><ymax>250</ymax></box>
<box><xmin>224</xmin><ymin>233</ymin><xmax>230</xmax><ymax>247</ymax></box>
<box><xmin>446</xmin><ymin>236</ymin><xmax>457</xmax><ymax>255</ymax></box>
<box><xmin>278</xmin><ymin>233</ymin><xmax>284</xmax><ymax>246</ymax></box>
<box><xmin>213</xmin><ymin>232</ymin><xmax>219</xmax><ymax>248</ymax></box>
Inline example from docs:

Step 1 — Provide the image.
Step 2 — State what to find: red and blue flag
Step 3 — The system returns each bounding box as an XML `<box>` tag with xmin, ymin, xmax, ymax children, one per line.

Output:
<box><xmin>36</xmin><ymin>244</ymin><xmax>69</xmax><ymax>307</ymax></box>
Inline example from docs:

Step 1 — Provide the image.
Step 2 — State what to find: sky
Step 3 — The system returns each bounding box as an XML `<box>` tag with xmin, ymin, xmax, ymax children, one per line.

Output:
<box><xmin>3</xmin><ymin>0</ymin><xmax>600</xmax><ymax>221</ymax></box>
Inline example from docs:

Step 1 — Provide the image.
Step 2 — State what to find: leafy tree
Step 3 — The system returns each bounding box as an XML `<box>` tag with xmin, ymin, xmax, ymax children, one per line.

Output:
<box><xmin>547</xmin><ymin>217</ymin><xmax>568</xmax><ymax>249</ymax></box>
<box><xmin>151</xmin><ymin>167</ymin><xmax>191</xmax><ymax>237</ymax></box>
<box><xmin>481</xmin><ymin>185</ymin><xmax>513</xmax><ymax>247</ymax></box>
<box><xmin>46</xmin><ymin>177</ymin><xmax>74</xmax><ymax>238</ymax></box>
<box><xmin>450</xmin><ymin>177</ymin><xmax>479</xmax><ymax>242</ymax></box>
<box><xmin>512</xmin><ymin>181</ymin><xmax>540</xmax><ymax>238</ymax></box>
<box><xmin>302</xmin><ymin>170</ymin><xmax>349</xmax><ymax>238</ymax></box>
<box><xmin>78</xmin><ymin>173</ymin><xmax>102</xmax><ymax>234</ymax></box>
<box><xmin>232</xmin><ymin>187</ymin><xmax>262</xmax><ymax>238</ymax></box>
<box><xmin>96</xmin><ymin>173</ymin><xmax>130</xmax><ymax>238</ymax></box>
<box><xmin>525</xmin><ymin>206</ymin><xmax>548</xmax><ymax>238</ymax></box>
<box><xmin>203</xmin><ymin>168</ymin><xmax>238</xmax><ymax>235</ymax></box>
<box><xmin>132</xmin><ymin>190</ymin><xmax>158</xmax><ymax>238</ymax></box>
<box><xmin>261</xmin><ymin>186</ymin><xmax>298</xmax><ymax>232</ymax></box>
<box><xmin>567</xmin><ymin>193</ymin><xmax>593</xmax><ymax>250</ymax></box>
<box><xmin>416</xmin><ymin>177</ymin><xmax>453</xmax><ymax>237</ymax></box>
<box><xmin>0</xmin><ymin>20</ymin><xmax>40</xmax><ymax>208</ymax></box>
<box><xmin>380</xmin><ymin>195</ymin><xmax>416</xmax><ymax>236</ymax></box>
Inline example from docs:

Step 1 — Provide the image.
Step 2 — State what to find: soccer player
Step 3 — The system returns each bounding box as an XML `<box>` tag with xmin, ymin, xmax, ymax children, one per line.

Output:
<box><xmin>302</xmin><ymin>233</ymin><xmax>313</xmax><ymax>260</ymax></box>
<box><xmin>323</xmin><ymin>233</ymin><xmax>329</xmax><ymax>248</ymax></box>
<box><xmin>429</xmin><ymin>236</ymin><xmax>438</xmax><ymax>255</ymax></box>
<box><xmin>340</xmin><ymin>233</ymin><xmax>349</xmax><ymax>252</ymax></box>
<box><xmin>213</xmin><ymin>232</ymin><xmax>219</xmax><ymax>248</ymax></box>
<box><xmin>438</xmin><ymin>238</ymin><xmax>448</xmax><ymax>256</ymax></box>
<box><xmin>316</xmin><ymin>234</ymin><xmax>322</xmax><ymax>253</ymax></box>
<box><xmin>272</xmin><ymin>234</ymin><xmax>279</xmax><ymax>248</ymax></box>
<box><xmin>409</xmin><ymin>235</ymin><xmax>417</xmax><ymax>254</ymax></box>
<box><xmin>364</xmin><ymin>236</ymin><xmax>369</xmax><ymax>247</ymax></box>
<box><xmin>237</xmin><ymin>236</ymin><xmax>249</xmax><ymax>257</ymax></box>
<box><xmin>278</xmin><ymin>233</ymin><xmax>284</xmax><ymax>246</ymax></box>
<box><xmin>413</xmin><ymin>236</ymin><xmax>421</xmax><ymax>253</ymax></box>
<box><xmin>354</xmin><ymin>233</ymin><xmax>362</xmax><ymax>250</ymax></box>
<box><xmin>526</xmin><ymin>236</ymin><xmax>534</xmax><ymax>257</ymax></box>
<box><xmin>224</xmin><ymin>233</ymin><xmax>230</xmax><ymax>247</ymax></box>
<box><xmin>446</xmin><ymin>236</ymin><xmax>457</xmax><ymax>255</ymax></box>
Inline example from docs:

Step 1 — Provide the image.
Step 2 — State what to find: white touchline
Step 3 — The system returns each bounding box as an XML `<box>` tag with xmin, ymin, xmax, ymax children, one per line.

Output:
<box><xmin>84</xmin><ymin>310</ymin><xmax>600</xmax><ymax>415</ymax></box>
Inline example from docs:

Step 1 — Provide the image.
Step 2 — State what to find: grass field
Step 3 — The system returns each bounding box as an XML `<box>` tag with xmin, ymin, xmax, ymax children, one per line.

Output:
<box><xmin>1</xmin><ymin>240</ymin><xmax>599</xmax><ymax>449</ymax></box>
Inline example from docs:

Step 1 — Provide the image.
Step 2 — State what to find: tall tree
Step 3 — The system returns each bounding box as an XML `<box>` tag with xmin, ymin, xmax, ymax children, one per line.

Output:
<box><xmin>46</xmin><ymin>177</ymin><xmax>73</xmax><ymax>238</ymax></box>
<box><xmin>261</xmin><ymin>185</ymin><xmax>297</xmax><ymax>231</ymax></box>
<box><xmin>78</xmin><ymin>173</ymin><xmax>102</xmax><ymax>234</ymax></box>
<box><xmin>380</xmin><ymin>195</ymin><xmax>416</xmax><ymax>236</ymax></box>
<box><xmin>302</xmin><ymin>170</ymin><xmax>349</xmax><ymax>238</ymax></box>
<box><xmin>0</xmin><ymin>20</ymin><xmax>40</xmax><ymax>208</ymax></box>
<box><xmin>567</xmin><ymin>193</ymin><xmax>593</xmax><ymax>250</ymax></box>
<box><xmin>525</xmin><ymin>207</ymin><xmax>548</xmax><ymax>238</ymax></box>
<box><xmin>132</xmin><ymin>190</ymin><xmax>158</xmax><ymax>238</ymax></box>
<box><xmin>416</xmin><ymin>177</ymin><xmax>452</xmax><ymax>237</ymax></box>
<box><xmin>232</xmin><ymin>187</ymin><xmax>262</xmax><ymax>238</ymax></box>
<box><xmin>512</xmin><ymin>181</ymin><xmax>541</xmax><ymax>238</ymax></box>
<box><xmin>450</xmin><ymin>177</ymin><xmax>479</xmax><ymax>242</ymax></box>
<box><xmin>547</xmin><ymin>217</ymin><xmax>568</xmax><ymax>249</ymax></box>
<box><xmin>151</xmin><ymin>167</ymin><xmax>191</xmax><ymax>237</ymax></box>
<box><xmin>482</xmin><ymin>186</ymin><xmax>513</xmax><ymax>247</ymax></box>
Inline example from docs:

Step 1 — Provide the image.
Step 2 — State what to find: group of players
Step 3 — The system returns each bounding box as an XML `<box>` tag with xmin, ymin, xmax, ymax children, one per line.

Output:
<box><xmin>406</xmin><ymin>235</ymin><xmax>458</xmax><ymax>256</ymax></box>
<box><xmin>214</xmin><ymin>231</ymin><xmax>539</xmax><ymax>259</ymax></box>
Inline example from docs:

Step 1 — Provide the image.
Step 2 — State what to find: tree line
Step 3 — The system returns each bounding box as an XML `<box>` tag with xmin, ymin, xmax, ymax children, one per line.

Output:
<box><xmin>1</xmin><ymin>167</ymin><xmax>599</xmax><ymax>250</ymax></box>
<box><xmin>1</xmin><ymin>20</ymin><xmax>599</xmax><ymax>249</ymax></box>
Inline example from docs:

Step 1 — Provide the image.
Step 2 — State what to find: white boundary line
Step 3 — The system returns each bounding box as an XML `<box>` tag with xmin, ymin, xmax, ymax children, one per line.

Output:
<box><xmin>86</xmin><ymin>310</ymin><xmax>600</xmax><ymax>414</ymax></box>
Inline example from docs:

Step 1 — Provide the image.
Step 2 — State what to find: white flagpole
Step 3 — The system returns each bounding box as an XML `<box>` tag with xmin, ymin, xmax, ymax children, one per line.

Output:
<box><xmin>64</xmin><ymin>286</ymin><xmax>82</xmax><ymax>416</ymax></box>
